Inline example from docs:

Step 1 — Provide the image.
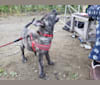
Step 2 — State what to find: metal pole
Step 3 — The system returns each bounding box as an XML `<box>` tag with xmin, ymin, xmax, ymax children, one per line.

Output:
<box><xmin>68</xmin><ymin>5</ymin><xmax>77</xmax><ymax>13</ymax></box>
<box><xmin>64</xmin><ymin>5</ymin><xmax>67</xmax><ymax>22</ymax></box>
<box><xmin>78</xmin><ymin>5</ymin><xmax>81</xmax><ymax>13</ymax></box>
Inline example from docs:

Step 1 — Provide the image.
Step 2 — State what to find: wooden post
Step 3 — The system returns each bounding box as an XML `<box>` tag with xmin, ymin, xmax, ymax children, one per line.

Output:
<box><xmin>83</xmin><ymin>20</ymin><xmax>89</xmax><ymax>41</ymax></box>
<box><xmin>70</xmin><ymin>14</ymin><xmax>75</xmax><ymax>32</ymax></box>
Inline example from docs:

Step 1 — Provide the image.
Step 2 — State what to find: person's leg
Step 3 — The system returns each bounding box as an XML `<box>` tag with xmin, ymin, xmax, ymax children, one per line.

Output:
<box><xmin>88</xmin><ymin>21</ymin><xmax>100</xmax><ymax>63</ymax></box>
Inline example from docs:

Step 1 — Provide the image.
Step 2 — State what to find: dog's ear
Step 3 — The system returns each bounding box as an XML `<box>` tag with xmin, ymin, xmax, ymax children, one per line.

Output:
<box><xmin>33</xmin><ymin>20</ymin><xmax>45</xmax><ymax>27</ymax></box>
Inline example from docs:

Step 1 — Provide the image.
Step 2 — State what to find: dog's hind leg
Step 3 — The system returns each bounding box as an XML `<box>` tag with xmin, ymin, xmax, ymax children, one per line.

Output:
<box><xmin>45</xmin><ymin>51</ymin><xmax>54</xmax><ymax>65</ymax></box>
<box><xmin>37</xmin><ymin>52</ymin><xmax>45</xmax><ymax>78</ymax></box>
<box><xmin>20</xmin><ymin>45</ymin><xmax>27</xmax><ymax>63</ymax></box>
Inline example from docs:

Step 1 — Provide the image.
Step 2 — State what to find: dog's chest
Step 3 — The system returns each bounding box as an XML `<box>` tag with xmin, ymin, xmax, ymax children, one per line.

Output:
<box><xmin>39</xmin><ymin>37</ymin><xmax>52</xmax><ymax>45</ymax></box>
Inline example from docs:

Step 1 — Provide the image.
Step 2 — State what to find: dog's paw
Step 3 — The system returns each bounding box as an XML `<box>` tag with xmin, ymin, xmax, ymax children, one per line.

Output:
<box><xmin>22</xmin><ymin>57</ymin><xmax>28</xmax><ymax>63</ymax></box>
<box><xmin>48</xmin><ymin>61</ymin><xmax>55</xmax><ymax>65</ymax></box>
<box><xmin>39</xmin><ymin>73</ymin><xmax>46</xmax><ymax>78</ymax></box>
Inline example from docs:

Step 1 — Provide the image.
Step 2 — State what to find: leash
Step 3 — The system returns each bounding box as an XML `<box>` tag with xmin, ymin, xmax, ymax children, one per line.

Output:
<box><xmin>0</xmin><ymin>37</ymin><xmax>23</xmax><ymax>48</ymax></box>
<box><xmin>0</xmin><ymin>32</ymin><xmax>52</xmax><ymax>51</ymax></box>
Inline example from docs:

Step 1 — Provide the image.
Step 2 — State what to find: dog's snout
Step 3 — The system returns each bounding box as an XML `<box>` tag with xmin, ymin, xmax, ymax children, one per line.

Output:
<box><xmin>52</xmin><ymin>9</ymin><xmax>56</xmax><ymax>13</ymax></box>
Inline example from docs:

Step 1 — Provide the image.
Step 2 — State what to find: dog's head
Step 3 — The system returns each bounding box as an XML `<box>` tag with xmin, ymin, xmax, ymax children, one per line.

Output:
<box><xmin>33</xmin><ymin>10</ymin><xmax>59</xmax><ymax>33</ymax></box>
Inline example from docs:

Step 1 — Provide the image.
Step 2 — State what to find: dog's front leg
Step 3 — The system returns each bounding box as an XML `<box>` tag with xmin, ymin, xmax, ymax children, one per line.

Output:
<box><xmin>45</xmin><ymin>51</ymin><xmax>54</xmax><ymax>65</ymax></box>
<box><xmin>20</xmin><ymin>45</ymin><xmax>27</xmax><ymax>63</ymax></box>
<box><xmin>37</xmin><ymin>52</ymin><xmax>45</xmax><ymax>78</ymax></box>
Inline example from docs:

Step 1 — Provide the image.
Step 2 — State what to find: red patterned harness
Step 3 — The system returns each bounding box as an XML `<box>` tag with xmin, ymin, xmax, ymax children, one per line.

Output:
<box><xmin>30</xmin><ymin>32</ymin><xmax>53</xmax><ymax>52</ymax></box>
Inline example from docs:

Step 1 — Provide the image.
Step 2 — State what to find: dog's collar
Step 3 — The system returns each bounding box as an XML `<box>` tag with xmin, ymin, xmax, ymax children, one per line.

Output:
<box><xmin>38</xmin><ymin>31</ymin><xmax>53</xmax><ymax>38</ymax></box>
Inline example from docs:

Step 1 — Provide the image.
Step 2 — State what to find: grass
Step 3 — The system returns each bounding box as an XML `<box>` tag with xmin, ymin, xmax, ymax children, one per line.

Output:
<box><xmin>0</xmin><ymin>68</ymin><xmax>17</xmax><ymax>78</ymax></box>
<box><xmin>0</xmin><ymin>5</ymin><xmax>83</xmax><ymax>16</ymax></box>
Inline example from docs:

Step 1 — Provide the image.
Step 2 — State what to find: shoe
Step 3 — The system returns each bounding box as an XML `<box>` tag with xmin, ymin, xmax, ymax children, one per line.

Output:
<box><xmin>90</xmin><ymin>60</ymin><xmax>100</xmax><ymax>80</ymax></box>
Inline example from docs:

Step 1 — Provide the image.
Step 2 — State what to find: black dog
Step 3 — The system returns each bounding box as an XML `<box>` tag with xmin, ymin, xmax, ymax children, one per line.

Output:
<box><xmin>20</xmin><ymin>10</ymin><xmax>59</xmax><ymax>78</ymax></box>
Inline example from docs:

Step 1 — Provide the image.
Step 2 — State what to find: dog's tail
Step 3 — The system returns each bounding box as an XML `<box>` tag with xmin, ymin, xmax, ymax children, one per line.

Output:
<box><xmin>22</xmin><ymin>18</ymin><xmax>35</xmax><ymax>36</ymax></box>
<box><xmin>25</xmin><ymin>18</ymin><xmax>35</xmax><ymax>28</ymax></box>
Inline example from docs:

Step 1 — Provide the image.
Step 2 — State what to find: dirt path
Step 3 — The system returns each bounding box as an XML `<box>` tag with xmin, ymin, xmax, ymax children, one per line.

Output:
<box><xmin>0</xmin><ymin>15</ymin><xmax>91</xmax><ymax>80</ymax></box>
